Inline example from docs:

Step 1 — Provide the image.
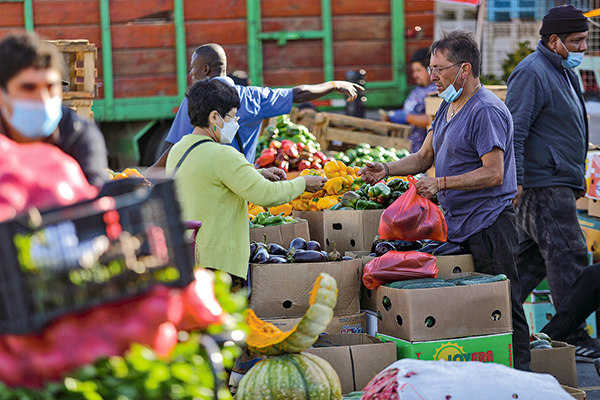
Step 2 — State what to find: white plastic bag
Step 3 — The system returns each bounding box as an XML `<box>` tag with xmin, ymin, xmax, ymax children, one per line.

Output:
<box><xmin>362</xmin><ymin>359</ymin><xmax>573</xmax><ymax>400</ymax></box>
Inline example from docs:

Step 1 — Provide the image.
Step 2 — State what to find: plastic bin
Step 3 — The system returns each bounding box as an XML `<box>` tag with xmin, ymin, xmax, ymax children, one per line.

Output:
<box><xmin>0</xmin><ymin>179</ymin><xmax>194</xmax><ymax>334</ymax></box>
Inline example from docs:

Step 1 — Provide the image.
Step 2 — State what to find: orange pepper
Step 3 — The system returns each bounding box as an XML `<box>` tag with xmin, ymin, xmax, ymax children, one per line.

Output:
<box><xmin>354</xmin><ymin>166</ymin><xmax>361</xmax><ymax>175</ymax></box>
<box><xmin>269</xmin><ymin>203</ymin><xmax>292</xmax><ymax>216</ymax></box>
<box><xmin>309</xmin><ymin>199</ymin><xmax>319</xmax><ymax>211</ymax></box>
<box><xmin>343</xmin><ymin>175</ymin><xmax>354</xmax><ymax>186</ymax></box>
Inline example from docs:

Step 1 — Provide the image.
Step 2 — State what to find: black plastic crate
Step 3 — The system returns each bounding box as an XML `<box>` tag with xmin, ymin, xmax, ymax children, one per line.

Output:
<box><xmin>0</xmin><ymin>179</ymin><xmax>195</xmax><ymax>334</ymax></box>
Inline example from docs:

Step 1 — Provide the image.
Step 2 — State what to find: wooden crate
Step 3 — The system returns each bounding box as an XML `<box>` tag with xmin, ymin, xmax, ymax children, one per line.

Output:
<box><xmin>48</xmin><ymin>39</ymin><xmax>97</xmax><ymax>120</ymax></box>
<box><xmin>316</xmin><ymin>112</ymin><xmax>412</xmax><ymax>151</ymax></box>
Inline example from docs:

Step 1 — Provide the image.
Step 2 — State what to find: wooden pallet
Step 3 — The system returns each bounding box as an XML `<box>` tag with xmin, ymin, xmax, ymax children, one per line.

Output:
<box><xmin>47</xmin><ymin>39</ymin><xmax>97</xmax><ymax>120</ymax></box>
<box><xmin>316</xmin><ymin>112</ymin><xmax>412</xmax><ymax>151</ymax></box>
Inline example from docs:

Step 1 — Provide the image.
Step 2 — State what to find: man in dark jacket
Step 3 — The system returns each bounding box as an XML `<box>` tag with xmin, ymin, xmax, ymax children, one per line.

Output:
<box><xmin>506</xmin><ymin>5</ymin><xmax>598</xmax><ymax>360</ymax></box>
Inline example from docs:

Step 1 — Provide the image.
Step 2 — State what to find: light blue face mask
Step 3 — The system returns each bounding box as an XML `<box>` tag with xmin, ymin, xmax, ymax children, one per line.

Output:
<box><xmin>559</xmin><ymin>40</ymin><xmax>584</xmax><ymax>69</ymax></box>
<box><xmin>438</xmin><ymin>63</ymin><xmax>465</xmax><ymax>103</ymax></box>
<box><xmin>5</xmin><ymin>96</ymin><xmax>63</xmax><ymax>138</ymax></box>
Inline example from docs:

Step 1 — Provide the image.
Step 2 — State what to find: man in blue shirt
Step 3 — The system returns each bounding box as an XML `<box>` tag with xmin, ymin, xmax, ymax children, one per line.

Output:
<box><xmin>359</xmin><ymin>31</ymin><xmax>530</xmax><ymax>371</ymax></box>
<box><xmin>150</xmin><ymin>43</ymin><xmax>363</xmax><ymax>170</ymax></box>
<box><xmin>382</xmin><ymin>48</ymin><xmax>436</xmax><ymax>153</ymax></box>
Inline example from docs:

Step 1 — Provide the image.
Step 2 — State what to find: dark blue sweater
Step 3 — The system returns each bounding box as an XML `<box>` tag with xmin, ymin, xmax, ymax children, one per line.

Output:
<box><xmin>506</xmin><ymin>41</ymin><xmax>587</xmax><ymax>190</ymax></box>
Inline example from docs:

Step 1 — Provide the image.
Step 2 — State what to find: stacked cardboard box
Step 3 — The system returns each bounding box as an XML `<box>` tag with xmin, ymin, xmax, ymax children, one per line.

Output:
<box><xmin>248</xmin><ymin>258</ymin><xmax>364</xmax><ymax>333</ymax></box>
<box><xmin>374</xmin><ymin>272</ymin><xmax>514</xmax><ymax>368</ymax></box>
<box><xmin>249</xmin><ymin>218</ymin><xmax>310</xmax><ymax>245</ymax></box>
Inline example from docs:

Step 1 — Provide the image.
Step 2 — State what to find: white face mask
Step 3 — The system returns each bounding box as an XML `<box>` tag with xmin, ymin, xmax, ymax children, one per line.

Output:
<box><xmin>1</xmin><ymin>93</ymin><xmax>62</xmax><ymax>138</ymax></box>
<box><xmin>217</xmin><ymin>114</ymin><xmax>239</xmax><ymax>144</ymax></box>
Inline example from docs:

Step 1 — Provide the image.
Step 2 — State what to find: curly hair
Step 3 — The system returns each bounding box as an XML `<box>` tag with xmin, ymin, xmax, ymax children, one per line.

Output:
<box><xmin>187</xmin><ymin>79</ymin><xmax>240</xmax><ymax>128</ymax></box>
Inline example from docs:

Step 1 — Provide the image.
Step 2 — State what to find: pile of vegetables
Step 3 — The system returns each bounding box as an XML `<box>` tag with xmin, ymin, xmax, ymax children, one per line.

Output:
<box><xmin>0</xmin><ymin>269</ymin><xmax>248</xmax><ymax>400</ymax></box>
<box><xmin>334</xmin><ymin>142</ymin><xmax>410</xmax><ymax>167</ymax></box>
<box><xmin>254</xmin><ymin>115</ymin><xmax>331</xmax><ymax>173</ymax></box>
<box><xmin>107</xmin><ymin>167</ymin><xmax>152</xmax><ymax>186</ymax></box>
<box><xmin>368</xmin><ymin>239</ymin><xmax>462</xmax><ymax>258</ymax></box>
<box><xmin>249</xmin><ymin>237</ymin><xmax>351</xmax><ymax>264</ymax></box>
<box><xmin>289</xmin><ymin>160</ymin><xmax>410</xmax><ymax>212</ymax></box>
<box><xmin>249</xmin><ymin>212</ymin><xmax>298</xmax><ymax>228</ymax></box>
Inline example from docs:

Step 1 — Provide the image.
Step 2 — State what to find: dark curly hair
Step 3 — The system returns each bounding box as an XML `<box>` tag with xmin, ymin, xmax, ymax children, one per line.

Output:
<box><xmin>187</xmin><ymin>79</ymin><xmax>240</xmax><ymax>128</ymax></box>
<box><xmin>0</xmin><ymin>32</ymin><xmax>66</xmax><ymax>89</ymax></box>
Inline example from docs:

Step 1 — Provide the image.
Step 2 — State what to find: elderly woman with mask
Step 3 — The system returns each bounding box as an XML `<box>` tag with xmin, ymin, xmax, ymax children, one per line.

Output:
<box><xmin>166</xmin><ymin>79</ymin><xmax>326</xmax><ymax>284</ymax></box>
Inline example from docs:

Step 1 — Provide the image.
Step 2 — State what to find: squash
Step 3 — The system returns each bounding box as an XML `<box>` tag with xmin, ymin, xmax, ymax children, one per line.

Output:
<box><xmin>235</xmin><ymin>352</ymin><xmax>342</xmax><ymax>400</ymax></box>
<box><xmin>245</xmin><ymin>272</ymin><xmax>337</xmax><ymax>356</ymax></box>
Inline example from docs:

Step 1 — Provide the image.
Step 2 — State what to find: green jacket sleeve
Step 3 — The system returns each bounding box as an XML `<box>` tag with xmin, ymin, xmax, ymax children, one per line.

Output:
<box><xmin>217</xmin><ymin>147</ymin><xmax>306</xmax><ymax>207</ymax></box>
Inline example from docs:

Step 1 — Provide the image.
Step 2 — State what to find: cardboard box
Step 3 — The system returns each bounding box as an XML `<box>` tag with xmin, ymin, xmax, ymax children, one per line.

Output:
<box><xmin>561</xmin><ymin>385</ymin><xmax>586</xmax><ymax>400</ymax></box>
<box><xmin>265</xmin><ymin>312</ymin><xmax>367</xmax><ymax>335</ymax></box>
<box><xmin>249</xmin><ymin>218</ymin><xmax>310</xmax><ymax>246</ymax></box>
<box><xmin>577</xmin><ymin>197</ymin><xmax>589</xmax><ymax>211</ymax></box>
<box><xmin>531</xmin><ymin>341</ymin><xmax>577</xmax><ymax>388</ymax></box>
<box><xmin>376</xmin><ymin>273</ymin><xmax>512</xmax><ymax>341</ymax></box>
<box><xmin>588</xmin><ymin>198</ymin><xmax>600</xmax><ymax>218</ymax></box>
<box><xmin>523</xmin><ymin>302</ymin><xmax>597</xmax><ymax>339</ymax></box>
<box><xmin>248</xmin><ymin>258</ymin><xmax>360</xmax><ymax>318</ymax></box>
<box><xmin>436</xmin><ymin>254</ymin><xmax>475</xmax><ymax>275</ymax></box>
<box><xmin>578</xmin><ymin>211</ymin><xmax>600</xmax><ymax>263</ymax></box>
<box><xmin>346</xmin><ymin>251</ymin><xmax>476</xmax><ymax>312</ymax></box>
<box><xmin>377</xmin><ymin>332</ymin><xmax>514</xmax><ymax>368</ymax></box>
<box><xmin>365</xmin><ymin>310</ymin><xmax>378</xmax><ymax>336</ymax></box>
<box><xmin>304</xmin><ymin>333</ymin><xmax>397</xmax><ymax>394</ymax></box>
<box><xmin>292</xmin><ymin>209</ymin><xmax>384</xmax><ymax>255</ymax></box>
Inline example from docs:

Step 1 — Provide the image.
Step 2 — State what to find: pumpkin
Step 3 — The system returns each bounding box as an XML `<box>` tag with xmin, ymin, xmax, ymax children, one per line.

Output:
<box><xmin>235</xmin><ymin>352</ymin><xmax>342</xmax><ymax>400</ymax></box>
<box><xmin>245</xmin><ymin>272</ymin><xmax>338</xmax><ymax>356</ymax></box>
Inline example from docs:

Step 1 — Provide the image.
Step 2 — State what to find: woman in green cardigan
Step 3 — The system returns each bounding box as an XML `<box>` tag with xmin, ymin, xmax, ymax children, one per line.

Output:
<box><xmin>166</xmin><ymin>79</ymin><xmax>326</xmax><ymax>281</ymax></box>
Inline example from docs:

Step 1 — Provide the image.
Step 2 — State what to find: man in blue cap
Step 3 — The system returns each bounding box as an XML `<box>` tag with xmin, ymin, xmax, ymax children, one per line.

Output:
<box><xmin>506</xmin><ymin>5</ymin><xmax>598</xmax><ymax>361</ymax></box>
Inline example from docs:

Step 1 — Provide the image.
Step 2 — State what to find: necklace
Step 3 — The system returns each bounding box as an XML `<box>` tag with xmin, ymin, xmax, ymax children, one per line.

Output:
<box><xmin>449</xmin><ymin>83</ymin><xmax>482</xmax><ymax>118</ymax></box>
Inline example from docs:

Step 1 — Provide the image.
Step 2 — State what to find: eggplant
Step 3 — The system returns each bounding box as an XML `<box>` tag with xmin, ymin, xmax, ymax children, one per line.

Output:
<box><xmin>321</xmin><ymin>251</ymin><xmax>328</xmax><ymax>258</ymax></box>
<box><xmin>249</xmin><ymin>242</ymin><xmax>257</xmax><ymax>261</ymax></box>
<box><xmin>368</xmin><ymin>253</ymin><xmax>377</xmax><ymax>257</ymax></box>
<box><xmin>288</xmin><ymin>237</ymin><xmax>307</xmax><ymax>252</ymax></box>
<box><xmin>342</xmin><ymin>256</ymin><xmax>354</xmax><ymax>261</ymax></box>
<box><xmin>251</xmin><ymin>247</ymin><xmax>270</xmax><ymax>264</ymax></box>
<box><xmin>394</xmin><ymin>240</ymin><xmax>423</xmax><ymax>251</ymax></box>
<box><xmin>267</xmin><ymin>243</ymin><xmax>288</xmax><ymax>256</ymax></box>
<box><xmin>292</xmin><ymin>249</ymin><xmax>326</xmax><ymax>263</ymax></box>
<box><xmin>266</xmin><ymin>255</ymin><xmax>288</xmax><ymax>263</ymax></box>
<box><xmin>375</xmin><ymin>241</ymin><xmax>396</xmax><ymax>257</ymax></box>
<box><xmin>305</xmin><ymin>240</ymin><xmax>322</xmax><ymax>252</ymax></box>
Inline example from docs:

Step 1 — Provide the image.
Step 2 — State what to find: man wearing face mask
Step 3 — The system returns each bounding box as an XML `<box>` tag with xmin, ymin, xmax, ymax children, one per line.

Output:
<box><xmin>0</xmin><ymin>32</ymin><xmax>108</xmax><ymax>187</ymax></box>
<box><xmin>359</xmin><ymin>30</ymin><xmax>530</xmax><ymax>371</ymax></box>
<box><xmin>505</xmin><ymin>5</ymin><xmax>598</xmax><ymax>360</ymax></box>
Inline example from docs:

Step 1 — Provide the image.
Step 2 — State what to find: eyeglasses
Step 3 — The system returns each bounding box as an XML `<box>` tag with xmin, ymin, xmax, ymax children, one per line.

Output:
<box><xmin>225</xmin><ymin>113</ymin><xmax>240</xmax><ymax>122</ymax></box>
<box><xmin>427</xmin><ymin>62</ymin><xmax>463</xmax><ymax>76</ymax></box>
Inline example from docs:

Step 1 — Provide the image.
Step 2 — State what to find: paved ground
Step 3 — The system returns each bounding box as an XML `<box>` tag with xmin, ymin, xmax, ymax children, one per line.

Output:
<box><xmin>578</xmin><ymin>361</ymin><xmax>600</xmax><ymax>399</ymax></box>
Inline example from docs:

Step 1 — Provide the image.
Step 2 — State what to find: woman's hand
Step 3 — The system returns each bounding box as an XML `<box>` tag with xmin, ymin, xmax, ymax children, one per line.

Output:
<box><xmin>303</xmin><ymin>176</ymin><xmax>327</xmax><ymax>192</ymax></box>
<box><xmin>358</xmin><ymin>162</ymin><xmax>387</xmax><ymax>185</ymax></box>
<box><xmin>262</xmin><ymin>167</ymin><xmax>286</xmax><ymax>182</ymax></box>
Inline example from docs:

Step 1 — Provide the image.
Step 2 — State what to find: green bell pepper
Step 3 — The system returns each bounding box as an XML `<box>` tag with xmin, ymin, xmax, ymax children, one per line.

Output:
<box><xmin>253</xmin><ymin>212</ymin><xmax>271</xmax><ymax>226</ymax></box>
<box><xmin>368</xmin><ymin>182</ymin><xmax>391</xmax><ymax>204</ymax></box>
<box><xmin>387</xmin><ymin>178</ymin><xmax>409</xmax><ymax>193</ymax></box>
<box><xmin>388</xmin><ymin>190</ymin><xmax>403</xmax><ymax>204</ymax></box>
<box><xmin>356</xmin><ymin>199</ymin><xmax>381</xmax><ymax>210</ymax></box>
<box><xmin>329</xmin><ymin>202</ymin><xmax>343</xmax><ymax>211</ymax></box>
<box><xmin>340</xmin><ymin>191</ymin><xmax>361</xmax><ymax>208</ymax></box>
<box><xmin>350</xmin><ymin>177</ymin><xmax>365</xmax><ymax>192</ymax></box>
<box><xmin>264</xmin><ymin>215</ymin><xmax>285</xmax><ymax>226</ymax></box>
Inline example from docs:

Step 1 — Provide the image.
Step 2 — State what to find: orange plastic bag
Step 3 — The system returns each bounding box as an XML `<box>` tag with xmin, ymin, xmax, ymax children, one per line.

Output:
<box><xmin>362</xmin><ymin>250</ymin><xmax>438</xmax><ymax>290</ymax></box>
<box><xmin>378</xmin><ymin>177</ymin><xmax>447</xmax><ymax>242</ymax></box>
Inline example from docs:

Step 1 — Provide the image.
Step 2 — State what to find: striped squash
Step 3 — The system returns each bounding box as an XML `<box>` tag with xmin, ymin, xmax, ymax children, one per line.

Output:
<box><xmin>235</xmin><ymin>352</ymin><xmax>342</xmax><ymax>400</ymax></box>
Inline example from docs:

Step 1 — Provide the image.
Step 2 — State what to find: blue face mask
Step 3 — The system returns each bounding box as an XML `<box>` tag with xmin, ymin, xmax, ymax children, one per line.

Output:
<box><xmin>438</xmin><ymin>63</ymin><xmax>465</xmax><ymax>103</ymax></box>
<box><xmin>560</xmin><ymin>40</ymin><xmax>584</xmax><ymax>69</ymax></box>
<box><xmin>5</xmin><ymin>96</ymin><xmax>63</xmax><ymax>138</ymax></box>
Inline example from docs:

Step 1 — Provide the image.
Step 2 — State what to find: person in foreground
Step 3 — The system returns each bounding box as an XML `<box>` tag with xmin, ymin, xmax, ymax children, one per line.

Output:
<box><xmin>359</xmin><ymin>30</ymin><xmax>530</xmax><ymax>371</ymax></box>
<box><xmin>0</xmin><ymin>32</ymin><xmax>108</xmax><ymax>187</ymax></box>
<box><xmin>165</xmin><ymin>79</ymin><xmax>326</xmax><ymax>287</ymax></box>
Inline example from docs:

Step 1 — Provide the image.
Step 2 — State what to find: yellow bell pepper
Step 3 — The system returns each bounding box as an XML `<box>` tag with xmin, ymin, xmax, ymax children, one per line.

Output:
<box><xmin>354</xmin><ymin>166</ymin><xmax>361</xmax><ymax>175</ymax></box>
<box><xmin>299</xmin><ymin>168</ymin><xmax>325</xmax><ymax>177</ymax></box>
<box><xmin>291</xmin><ymin>199</ymin><xmax>310</xmax><ymax>211</ymax></box>
<box><xmin>309</xmin><ymin>199</ymin><xmax>319</xmax><ymax>211</ymax></box>
<box><xmin>324</xmin><ymin>160</ymin><xmax>348</xmax><ymax>179</ymax></box>
<box><xmin>269</xmin><ymin>203</ymin><xmax>292</xmax><ymax>216</ymax></box>
<box><xmin>324</xmin><ymin>176</ymin><xmax>350</xmax><ymax>196</ymax></box>
<box><xmin>317</xmin><ymin>195</ymin><xmax>340</xmax><ymax>211</ymax></box>
<box><xmin>343</xmin><ymin>175</ymin><xmax>354</xmax><ymax>186</ymax></box>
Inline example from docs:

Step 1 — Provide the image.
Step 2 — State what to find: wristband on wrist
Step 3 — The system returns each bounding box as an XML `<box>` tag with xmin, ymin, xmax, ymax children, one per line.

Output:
<box><xmin>437</xmin><ymin>177</ymin><xmax>441</xmax><ymax>192</ymax></box>
<box><xmin>382</xmin><ymin>162</ymin><xmax>390</xmax><ymax>177</ymax></box>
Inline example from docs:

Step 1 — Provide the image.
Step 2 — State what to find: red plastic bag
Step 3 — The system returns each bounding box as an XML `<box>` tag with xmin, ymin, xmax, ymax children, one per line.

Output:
<box><xmin>378</xmin><ymin>176</ymin><xmax>447</xmax><ymax>242</ymax></box>
<box><xmin>362</xmin><ymin>250</ymin><xmax>438</xmax><ymax>290</ymax></box>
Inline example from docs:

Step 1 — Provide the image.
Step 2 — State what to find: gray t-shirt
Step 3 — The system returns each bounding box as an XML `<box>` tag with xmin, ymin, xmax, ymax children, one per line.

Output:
<box><xmin>431</xmin><ymin>86</ymin><xmax>517</xmax><ymax>242</ymax></box>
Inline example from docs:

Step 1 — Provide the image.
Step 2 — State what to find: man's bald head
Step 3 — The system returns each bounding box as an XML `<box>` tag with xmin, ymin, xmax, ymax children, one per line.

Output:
<box><xmin>190</xmin><ymin>43</ymin><xmax>227</xmax><ymax>82</ymax></box>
